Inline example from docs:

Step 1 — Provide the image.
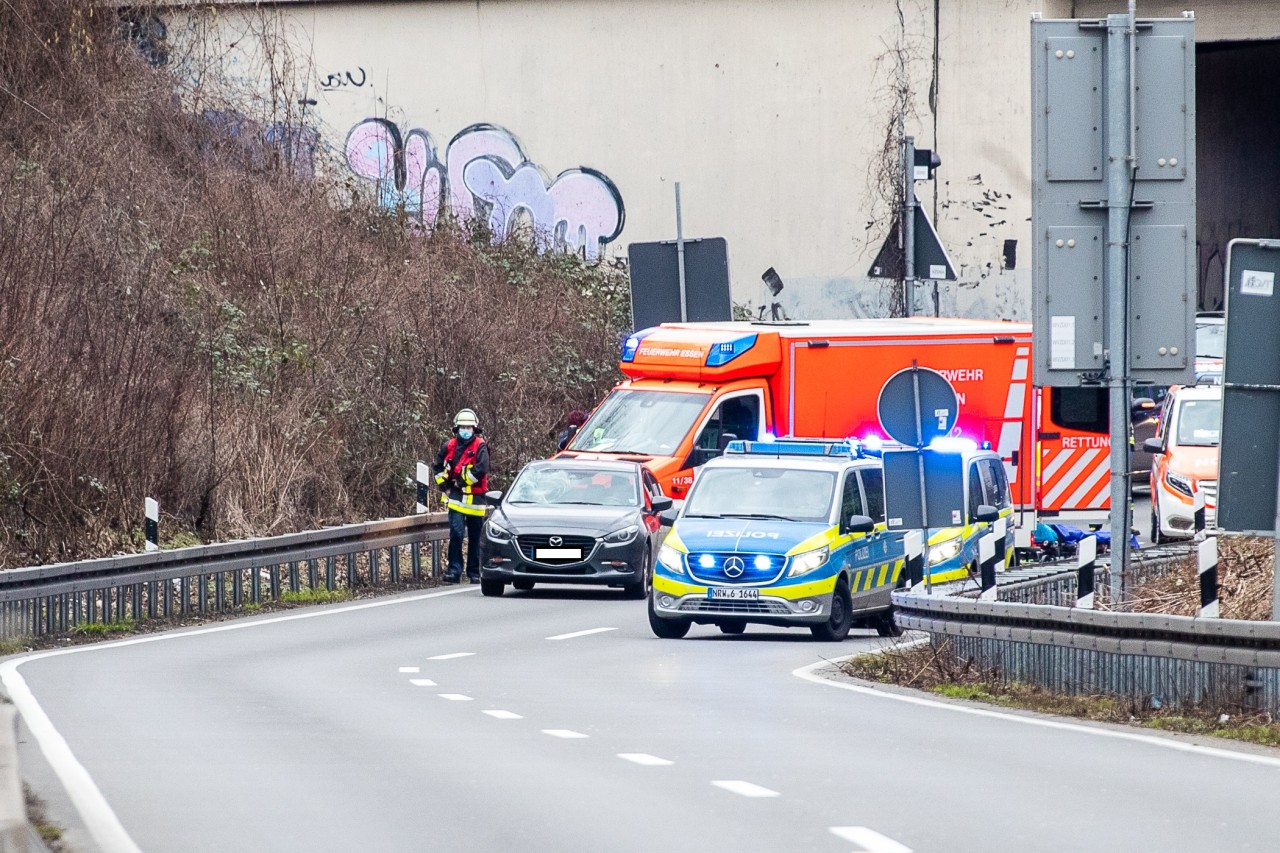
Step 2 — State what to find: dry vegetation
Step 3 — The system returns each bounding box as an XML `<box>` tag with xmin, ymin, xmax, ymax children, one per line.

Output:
<box><xmin>0</xmin><ymin>0</ymin><xmax>629</xmax><ymax>567</ymax></box>
<box><xmin>1124</xmin><ymin>537</ymin><xmax>1274</xmax><ymax>620</ymax></box>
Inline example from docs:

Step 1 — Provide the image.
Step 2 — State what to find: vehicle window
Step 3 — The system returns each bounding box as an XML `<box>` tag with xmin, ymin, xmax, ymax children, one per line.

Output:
<box><xmin>684</xmin><ymin>467</ymin><xmax>836</xmax><ymax>524</ymax></box>
<box><xmin>840</xmin><ymin>472</ymin><xmax>865</xmax><ymax>522</ymax></box>
<box><xmin>641</xmin><ymin>469</ymin><xmax>663</xmax><ymax>499</ymax></box>
<box><xmin>1174</xmin><ymin>399</ymin><xmax>1222</xmax><ymax>447</ymax></box>
<box><xmin>693</xmin><ymin>395</ymin><xmax>761</xmax><ymax>451</ymax></box>
<box><xmin>980</xmin><ymin>460</ymin><xmax>1009</xmax><ymax>510</ymax></box>
<box><xmin>507</xmin><ymin>466</ymin><xmax>640</xmax><ymax>507</ymax></box>
<box><xmin>859</xmin><ymin>468</ymin><xmax>886</xmax><ymax>524</ymax></box>
<box><xmin>968</xmin><ymin>463</ymin><xmax>985</xmax><ymax>521</ymax></box>
<box><xmin>1049</xmin><ymin>387</ymin><xmax>1108</xmax><ymax>434</ymax></box>
<box><xmin>567</xmin><ymin>390</ymin><xmax>711</xmax><ymax>456</ymax></box>
<box><xmin>1195</xmin><ymin>322</ymin><xmax>1225</xmax><ymax>359</ymax></box>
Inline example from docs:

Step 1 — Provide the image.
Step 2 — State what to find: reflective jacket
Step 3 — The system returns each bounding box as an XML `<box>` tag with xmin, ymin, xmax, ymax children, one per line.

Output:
<box><xmin>433</xmin><ymin>434</ymin><xmax>490</xmax><ymax>516</ymax></box>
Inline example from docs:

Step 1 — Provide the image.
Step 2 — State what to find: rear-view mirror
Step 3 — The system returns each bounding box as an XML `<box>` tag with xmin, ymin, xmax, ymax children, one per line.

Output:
<box><xmin>845</xmin><ymin>514</ymin><xmax>875</xmax><ymax>535</ymax></box>
<box><xmin>974</xmin><ymin>505</ymin><xmax>999</xmax><ymax>524</ymax></box>
<box><xmin>1143</xmin><ymin>437</ymin><xmax>1164</xmax><ymax>454</ymax></box>
<box><xmin>658</xmin><ymin>508</ymin><xmax>680</xmax><ymax>526</ymax></box>
<box><xmin>651</xmin><ymin>496</ymin><xmax>674</xmax><ymax>513</ymax></box>
<box><xmin>485</xmin><ymin>490</ymin><xmax>504</xmax><ymax>504</ymax></box>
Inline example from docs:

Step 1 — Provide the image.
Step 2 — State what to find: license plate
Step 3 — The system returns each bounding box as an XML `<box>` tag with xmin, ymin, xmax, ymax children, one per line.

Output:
<box><xmin>535</xmin><ymin>548</ymin><xmax>581</xmax><ymax>559</ymax></box>
<box><xmin>708</xmin><ymin>588</ymin><xmax>760</xmax><ymax>600</ymax></box>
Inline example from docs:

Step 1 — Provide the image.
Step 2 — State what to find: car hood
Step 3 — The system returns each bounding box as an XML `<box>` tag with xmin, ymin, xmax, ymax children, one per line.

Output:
<box><xmin>1169</xmin><ymin>445</ymin><xmax>1219</xmax><ymax>481</ymax></box>
<box><xmin>673</xmin><ymin>518</ymin><xmax>831</xmax><ymax>556</ymax></box>
<box><xmin>495</xmin><ymin>503</ymin><xmax>639</xmax><ymax>534</ymax></box>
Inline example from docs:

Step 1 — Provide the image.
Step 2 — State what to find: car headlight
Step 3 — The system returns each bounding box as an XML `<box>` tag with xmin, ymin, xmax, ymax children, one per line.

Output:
<box><xmin>485</xmin><ymin>520</ymin><xmax>513</xmax><ymax>542</ymax></box>
<box><xmin>603</xmin><ymin>524</ymin><xmax>639</xmax><ymax>544</ymax></box>
<box><xmin>657</xmin><ymin>543</ymin><xmax>686</xmax><ymax>575</ymax></box>
<box><xmin>1166</xmin><ymin>470</ymin><xmax>1194</xmax><ymax>498</ymax></box>
<box><xmin>786</xmin><ymin>545</ymin><xmax>829</xmax><ymax>578</ymax></box>
<box><xmin>927</xmin><ymin>535</ymin><xmax>963</xmax><ymax>566</ymax></box>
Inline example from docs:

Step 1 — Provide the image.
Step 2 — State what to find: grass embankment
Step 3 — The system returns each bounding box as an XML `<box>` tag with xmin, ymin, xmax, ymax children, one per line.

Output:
<box><xmin>845</xmin><ymin>640</ymin><xmax>1280</xmax><ymax>749</ymax></box>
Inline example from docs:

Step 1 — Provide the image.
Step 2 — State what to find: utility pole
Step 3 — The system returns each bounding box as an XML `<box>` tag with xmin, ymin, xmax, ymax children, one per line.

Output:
<box><xmin>903</xmin><ymin>136</ymin><xmax>916</xmax><ymax>317</ymax></box>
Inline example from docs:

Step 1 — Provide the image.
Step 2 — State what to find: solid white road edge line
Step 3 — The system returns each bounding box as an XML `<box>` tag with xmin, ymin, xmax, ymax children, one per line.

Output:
<box><xmin>711</xmin><ymin>780</ymin><xmax>779</xmax><ymax>798</ymax></box>
<box><xmin>408</xmin><ymin>679</ymin><xmax>437</xmax><ymax>687</ymax></box>
<box><xmin>793</xmin><ymin>657</ymin><xmax>1280</xmax><ymax>770</ymax></box>
<box><xmin>428</xmin><ymin>652</ymin><xmax>476</xmax><ymax>660</ymax></box>
<box><xmin>542</xmin><ymin>729</ymin><xmax>588</xmax><ymax>739</ymax></box>
<box><xmin>617</xmin><ymin>753</ymin><xmax>673</xmax><ymax>766</ymax></box>
<box><xmin>829</xmin><ymin>826</ymin><xmax>913</xmax><ymax>853</ymax></box>
<box><xmin>483</xmin><ymin>710</ymin><xmax>522</xmax><ymax>720</ymax></box>
<box><xmin>0</xmin><ymin>585</ymin><xmax>478</xmax><ymax>853</ymax></box>
<box><xmin>438</xmin><ymin>694</ymin><xmax>472</xmax><ymax>701</ymax></box>
<box><xmin>545</xmin><ymin>627</ymin><xmax>618</xmax><ymax>641</ymax></box>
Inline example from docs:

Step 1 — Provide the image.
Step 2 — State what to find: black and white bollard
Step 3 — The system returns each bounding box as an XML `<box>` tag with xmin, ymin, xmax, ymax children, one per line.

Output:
<box><xmin>415</xmin><ymin>462</ymin><xmax>430</xmax><ymax>514</ymax></box>
<box><xmin>145</xmin><ymin>497</ymin><xmax>159</xmax><ymax>552</ymax></box>
<box><xmin>903</xmin><ymin>530</ymin><xmax>924</xmax><ymax>591</ymax></box>
<box><xmin>993</xmin><ymin>516</ymin><xmax>1007</xmax><ymax>568</ymax></box>
<box><xmin>1198</xmin><ymin>535</ymin><xmax>1219</xmax><ymax>618</ymax></box>
<box><xmin>978</xmin><ymin>528</ymin><xmax>999</xmax><ymax>601</ymax></box>
<box><xmin>1076</xmin><ymin>534</ymin><xmax>1097</xmax><ymax>609</ymax></box>
<box><xmin>1193</xmin><ymin>485</ymin><xmax>1207</xmax><ymax>537</ymax></box>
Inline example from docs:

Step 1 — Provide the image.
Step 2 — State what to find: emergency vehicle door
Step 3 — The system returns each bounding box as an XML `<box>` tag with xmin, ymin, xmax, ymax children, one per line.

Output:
<box><xmin>683</xmin><ymin>389</ymin><xmax>767</xmax><ymax>470</ymax></box>
<box><xmin>1037</xmin><ymin>387</ymin><xmax>1111</xmax><ymax>512</ymax></box>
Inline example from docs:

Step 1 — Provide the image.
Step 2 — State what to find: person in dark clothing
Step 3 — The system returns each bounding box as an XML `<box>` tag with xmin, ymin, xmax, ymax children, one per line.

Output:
<box><xmin>433</xmin><ymin>408</ymin><xmax>491</xmax><ymax>583</ymax></box>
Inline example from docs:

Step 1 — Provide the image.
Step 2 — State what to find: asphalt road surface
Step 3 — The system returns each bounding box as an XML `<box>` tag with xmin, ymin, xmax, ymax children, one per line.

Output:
<box><xmin>5</xmin><ymin>583</ymin><xmax>1278</xmax><ymax>853</ymax></box>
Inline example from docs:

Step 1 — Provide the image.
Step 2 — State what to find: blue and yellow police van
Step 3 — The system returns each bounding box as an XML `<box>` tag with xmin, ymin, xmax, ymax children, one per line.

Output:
<box><xmin>648</xmin><ymin>439</ymin><xmax>906</xmax><ymax>641</ymax></box>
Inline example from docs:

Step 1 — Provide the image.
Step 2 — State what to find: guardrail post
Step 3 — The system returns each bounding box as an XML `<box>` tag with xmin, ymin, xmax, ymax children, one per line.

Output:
<box><xmin>326</xmin><ymin>555</ymin><xmax>336</xmax><ymax>590</ymax></box>
<box><xmin>415</xmin><ymin>462</ymin><xmax>430</xmax><ymax>514</ymax></box>
<box><xmin>978</xmin><ymin>530</ymin><xmax>999</xmax><ymax>601</ymax></box>
<box><xmin>903</xmin><ymin>530</ymin><xmax>924</xmax><ymax>590</ymax></box>
<box><xmin>1193</xmin><ymin>486</ymin><xmax>1206</xmax><ymax>537</ymax></box>
<box><xmin>1198</xmin><ymin>535</ymin><xmax>1219</xmax><ymax>618</ymax></box>
<box><xmin>994</xmin><ymin>517</ymin><xmax>1007</xmax><ymax>568</ymax></box>
<box><xmin>145</xmin><ymin>497</ymin><xmax>159</xmax><ymax>552</ymax></box>
<box><xmin>390</xmin><ymin>547</ymin><xmax>401</xmax><ymax>584</ymax></box>
<box><xmin>1076</xmin><ymin>535</ymin><xmax>1097</xmax><ymax>609</ymax></box>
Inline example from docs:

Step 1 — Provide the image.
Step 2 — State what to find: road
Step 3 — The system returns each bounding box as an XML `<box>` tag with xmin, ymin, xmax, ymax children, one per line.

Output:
<box><xmin>6</xmin><ymin>584</ymin><xmax>1278</xmax><ymax>853</ymax></box>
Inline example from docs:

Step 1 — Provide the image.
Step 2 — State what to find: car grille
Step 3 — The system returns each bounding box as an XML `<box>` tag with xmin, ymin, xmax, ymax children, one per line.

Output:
<box><xmin>678</xmin><ymin>599</ymin><xmax>791</xmax><ymax>615</ymax></box>
<box><xmin>516</xmin><ymin>534</ymin><xmax>597</xmax><ymax>565</ymax></box>
<box><xmin>686</xmin><ymin>552</ymin><xmax>786</xmax><ymax>586</ymax></box>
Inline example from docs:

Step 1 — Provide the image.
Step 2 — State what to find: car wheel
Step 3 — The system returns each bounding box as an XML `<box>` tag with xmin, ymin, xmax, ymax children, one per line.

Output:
<box><xmin>718</xmin><ymin>621</ymin><xmax>746</xmax><ymax>635</ymax></box>
<box><xmin>512</xmin><ymin>578</ymin><xmax>534</xmax><ymax>591</ymax></box>
<box><xmin>623</xmin><ymin>552</ymin><xmax>651</xmax><ymax>600</ymax></box>
<box><xmin>647</xmin><ymin>591</ymin><xmax>690</xmax><ymax>639</ymax></box>
<box><xmin>810</xmin><ymin>578</ymin><xmax>853</xmax><ymax>642</ymax></box>
<box><xmin>480</xmin><ymin>578</ymin><xmax>505</xmax><ymax>597</ymax></box>
<box><xmin>1151</xmin><ymin>497</ymin><xmax>1168</xmax><ymax>545</ymax></box>
<box><xmin>874</xmin><ymin>607</ymin><xmax>904</xmax><ymax>637</ymax></box>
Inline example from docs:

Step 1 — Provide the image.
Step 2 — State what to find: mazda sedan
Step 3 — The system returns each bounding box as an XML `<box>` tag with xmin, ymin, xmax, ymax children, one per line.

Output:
<box><xmin>478</xmin><ymin>460</ymin><xmax>672</xmax><ymax>598</ymax></box>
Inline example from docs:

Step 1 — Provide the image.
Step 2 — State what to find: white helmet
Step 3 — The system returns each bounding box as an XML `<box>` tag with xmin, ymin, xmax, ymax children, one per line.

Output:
<box><xmin>453</xmin><ymin>408</ymin><xmax>479</xmax><ymax>429</ymax></box>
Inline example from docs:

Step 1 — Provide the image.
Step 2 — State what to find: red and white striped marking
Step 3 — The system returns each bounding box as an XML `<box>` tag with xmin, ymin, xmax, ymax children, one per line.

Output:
<box><xmin>1039</xmin><ymin>446</ymin><xmax>1110</xmax><ymax>510</ymax></box>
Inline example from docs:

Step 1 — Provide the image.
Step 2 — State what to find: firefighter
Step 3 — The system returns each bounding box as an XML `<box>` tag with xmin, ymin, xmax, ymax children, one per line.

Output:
<box><xmin>433</xmin><ymin>409</ymin><xmax>491</xmax><ymax>583</ymax></box>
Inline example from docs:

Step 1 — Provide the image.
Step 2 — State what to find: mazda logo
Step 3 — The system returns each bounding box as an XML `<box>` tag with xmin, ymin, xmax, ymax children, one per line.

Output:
<box><xmin>549</xmin><ymin>536</ymin><xmax>563</xmax><ymax>547</ymax></box>
<box><xmin>723</xmin><ymin>556</ymin><xmax>745</xmax><ymax>578</ymax></box>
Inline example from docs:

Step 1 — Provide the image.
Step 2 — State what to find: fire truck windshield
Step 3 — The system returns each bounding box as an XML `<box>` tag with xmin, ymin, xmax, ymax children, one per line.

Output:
<box><xmin>568</xmin><ymin>389</ymin><xmax>712</xmax><ymax>456</ymax></box>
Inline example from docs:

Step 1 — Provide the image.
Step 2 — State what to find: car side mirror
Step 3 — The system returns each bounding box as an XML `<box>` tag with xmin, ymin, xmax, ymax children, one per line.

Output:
<box><xmin>651</xmin><ymin>496</ymin><xmax>673</xmax><ymax>513</ymax></box>
<box><xmin>844</xmin><ymin>514</ymin><xmax>875</xmax><ymax>535</ymax></box>
<box><xmin>1132</xmin><ymin>397</ymin><xmax>1155</xmax><ymax>415</ymax></box>
<box><xmin>658</xmin><ymin>508</ymin><xmax>680</xmax><ymax>526</ymax></box>
<box><xmin>974</xmin><ymin>504</ymin><xmax>999</xmax><ymax>524</ymax></box>
<box><xmin>485</xmin><ymin>490</ymin><xmax>504</xmax><ymax>504</ymax></box>
<box><xmin>716</xmin><ymin>432</ymin><xmax>740</xmax><ymax>452</ymax></box>
<box><xmin>1143</xmin><ymin>437</ymin><xmax>1164</xmax><ymax>454</ymax></box>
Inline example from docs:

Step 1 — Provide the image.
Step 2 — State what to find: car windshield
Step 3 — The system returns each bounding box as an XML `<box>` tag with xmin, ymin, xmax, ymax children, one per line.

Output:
<box><xmin>1174</xmin><ymin>399</ymin><xmax>1222</xmax><ymax>447</ymax></box>
<box><xmin>567</xmin><ymin>389</ymin><xmax>711</xmax><ymax>456</ymax></box>
<box><xmin>684</xmin><ymin>467</ymin><xmax>836</xmax><ymax>523</ymax></box>
<box><xmin>507</xmin><ymin>466</ymin><xmax>640</xmax><ymax>507</ymax></box>
<box><xmin>1196</xmin><ymin>322</ymin><xmax>1225</xmax><ymax>359</ymax></box>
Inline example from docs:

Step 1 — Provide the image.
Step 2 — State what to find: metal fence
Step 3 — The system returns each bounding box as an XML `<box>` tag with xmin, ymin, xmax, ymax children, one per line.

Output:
<box><xmin>0</xmin><ymin>513</ymin><xmax>452</xmax><ymax>640</ymax></box>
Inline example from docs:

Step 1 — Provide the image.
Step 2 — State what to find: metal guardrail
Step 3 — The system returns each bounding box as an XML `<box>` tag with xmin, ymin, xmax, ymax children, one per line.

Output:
<box><xmin>0</xmin><ymin>513</ymin><xmax>452</xmax><ymax>640</ymax></box>
<box><xmin>893</xmin><ymin>545</ymin><xmax>1280</xmax><ymax>713</ymax></box>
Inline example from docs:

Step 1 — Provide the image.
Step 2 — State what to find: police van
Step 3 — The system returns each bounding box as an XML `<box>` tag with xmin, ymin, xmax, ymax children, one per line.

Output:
<box><xmin>648</xmin><ymin>439</ymin><xmax>906</xmax><ymax>641</ymax></box>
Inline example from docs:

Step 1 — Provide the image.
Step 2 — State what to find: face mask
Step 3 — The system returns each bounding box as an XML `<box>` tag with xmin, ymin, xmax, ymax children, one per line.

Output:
<box><xmin>457</xmin><ymin>428</ymin><xmax>474</xmax><ymax>441</ymax></box>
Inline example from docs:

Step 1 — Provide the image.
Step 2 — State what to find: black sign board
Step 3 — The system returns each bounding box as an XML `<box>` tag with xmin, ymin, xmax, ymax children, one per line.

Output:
<box><xmin>883</xmin><ymin>449</ymin><xmax>966</xmax><ymax>531</ymax></box>
<box><xmin>627</xmin><ymin>237</ymin><xmax>731</xmax><ymax>331</ymax></box>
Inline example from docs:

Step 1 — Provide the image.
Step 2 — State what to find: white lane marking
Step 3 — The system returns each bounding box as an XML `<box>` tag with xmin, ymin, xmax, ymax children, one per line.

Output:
<box><xmin>483</xmin><ymin>710</ymin><xmax>523</xmax><ymax>720</ymax></box>
<box><xmin>830</xmin><ymin>826</ymin><xmax>913</xmax><ymax>853</ymax></box>
<box><xmin>398</xmin><ymin>666</ymin><xmax>420</xmax><ymax>674</ymax></box>
<box><xmin>0</xmin><ymin>584</ymin><xmax>477</xmax><ymax>853</ymax></box>
<box><xmin>617</xmin><ymin>753</ymin><xmax>673</xmax><ymax>766</ymax></box>
<box><xmin>711</xmin><ymin>780</ymin><xmax>779</xmax><ymax>798</ymax></box>
<box><xmin>793</xmin><ymin>658</ymin><xmax>1280</xmax><ymax>770</ymax></box>
<box><xmin>428</xmin><ymin>652</ymin><xmax>476</xmax><ymax>660</ymax></box>
<box><xmin>438</xmin><ymin>693</ymin><xmax>473</xmax><ymax>701</ymax></box>
<box><xmin>542</xmin><ymin>729</ymin><xmax>589</xmax><ymax>739</ymax></box>
<box><xmin>545</xmin><ymin>627</ymin><xmax>618</xmax><ymax>641</ymax></box>
<box><xmin>408</xmin><ymin>679</ymin><xmax>437</xmax><ymax>687</ymax></box>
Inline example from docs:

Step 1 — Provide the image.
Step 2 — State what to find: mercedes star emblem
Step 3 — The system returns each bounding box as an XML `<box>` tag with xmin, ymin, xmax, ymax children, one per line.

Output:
<box><xmin>723</xmin><ymin>556</ymin><xmax>745</xmax><ymax>578</ymax></box>
<box><xmin>549</xmin><ymin>536</ymin><xmax>563</xmax><ymax>547</ymax></box>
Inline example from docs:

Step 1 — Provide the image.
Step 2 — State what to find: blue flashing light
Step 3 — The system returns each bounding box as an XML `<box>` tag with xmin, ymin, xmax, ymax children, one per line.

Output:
<box><xmin>759</xmin><ymin>432</ymin><xmax>776</xmax><ymax>443</ymax></box>
<box><xmin>753</xmin><ymin>555</ymin><xmax>771</xmax><ymax>571</ymax></box>
<box><xmin>724</xmin><ymin>438</ymin><xmax>854</xmax><ymax>457</ymax></box>
<box><xmin>929</xmin><ymin>436</ymin><xmax>978</xmax><ymax>454</ymax></box>
<box><xmin>704</xmin><ymin>334</ymin><xmax>758</xmax><ymax>368</ymax></box>
<box><xmin>859</xmin><ymin>434</ymin><xmax>885</xmax><ymax>453</ymax></box>
<box><xmin>698</xmin><ymin>554</ymin><xmax>715</xmax><ymax>569</ymax></box>
<box><xmin>620</xmin><ymin>328</ymin><xmax>657</xmax><ymax>363</ymax></box>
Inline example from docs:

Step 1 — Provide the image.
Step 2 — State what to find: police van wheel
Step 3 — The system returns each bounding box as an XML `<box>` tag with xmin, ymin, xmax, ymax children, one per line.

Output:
<box><xmin>480</xmin><ymin>578</ymin><xmax>505</xmax><ymax>597</ymax></box>
<box><xmin>718</xmin><ymin>621</ymin><xmax>746</xmax><ymax>635</ymax></box>
<box><xmin>875</xmin><ymin>608</ymin><xmax>904</xmax><ymax>637</ymax></box>
<box><xmin>512</xmin><ymin>579</ymin><xmax>535</xmax><ymax>591</ymax></box>
<box><xmin>648</xmin><ymin>594</ymin><xmax>691</xmax><ymax>639</ymax></box>
<box><xmin>810</xmin><ymin>579</ymin><xmax>853</xmax><ymax>642</ymax></box>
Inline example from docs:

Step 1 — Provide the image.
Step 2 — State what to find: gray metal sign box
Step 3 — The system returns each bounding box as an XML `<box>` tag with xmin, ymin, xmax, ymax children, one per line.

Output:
<box><xmin>627</xmin><ymin>237</ymin><xmax>731</xmax><ymax>331</ymax></box>
<box><xmin>883</xmin><ymin>449</ymin><xmax>966</xmax><ymax>531</ymax></box>
<box><xmin>1217</xmin><ymin>239</ymin><xmax>1280</xmax><ymax>535</ymax></box>
<box><xmin>1030</xmin><ymin>17</ymin><xmax>1195</xmax><ymax>387</ymax></box>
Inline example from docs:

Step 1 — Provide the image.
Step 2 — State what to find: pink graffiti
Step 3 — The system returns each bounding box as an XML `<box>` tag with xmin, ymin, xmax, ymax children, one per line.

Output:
<box><xmin>343</xmin><ymin>119</ymin><xmax>624</xmax><ymax>260</ymax></box>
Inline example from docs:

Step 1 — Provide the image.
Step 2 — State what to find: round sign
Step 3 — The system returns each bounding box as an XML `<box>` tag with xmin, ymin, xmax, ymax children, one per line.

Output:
<box><xmin>877</xmin><ymin>366</ymin><xmax>960</xmax><ymax>446</ymax></box>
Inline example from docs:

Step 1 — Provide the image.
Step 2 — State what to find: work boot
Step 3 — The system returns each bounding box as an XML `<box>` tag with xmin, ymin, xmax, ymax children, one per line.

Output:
<box><xmin>443</xmin><ymin>575</ymin><xmax>461</xmax><ymax>585</ymax></box>
<box><xmin>466</xmin><ymin>574</ymin><xmax>480</xmax><ymax>584</ymax></box>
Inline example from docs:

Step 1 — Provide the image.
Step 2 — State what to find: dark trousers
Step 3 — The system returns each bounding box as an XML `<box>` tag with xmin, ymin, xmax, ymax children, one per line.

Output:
<box><xmin>447</xmin><ymin>509</ymin><xmax>485</xmax><ymax>580</ymax></box>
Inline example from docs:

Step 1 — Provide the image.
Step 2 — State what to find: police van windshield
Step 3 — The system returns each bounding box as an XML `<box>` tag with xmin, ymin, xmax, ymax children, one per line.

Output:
<box><xmin>508</xmin><ymin>465</ymin><xmax>640</xmax><ymax>506</ymax></box>
<box><xmin>568</xmin><ymin>389</ymin><xmax>711</xmax><ymax>456</ymax></box>
<box><xmin>684</xmin><ymin>467</ymin><xmax>836</xmax><ymax>524</ymax></box>
<box><xmin>1174</xmin><ymin>399</ymin><xmax>1221</xmax><ymax>447</ymax></box>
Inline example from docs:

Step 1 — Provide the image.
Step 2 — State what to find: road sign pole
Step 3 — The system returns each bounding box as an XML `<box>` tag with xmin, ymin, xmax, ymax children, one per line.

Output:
<box><xmin>903</xmin><ymin>137</ymin><xmax>916</xmax><ymax>318</ymax></box>
<box><xmin>1105</xmin><ymin>13</ymin><xmax>1134</xmax><ymax>608</ymax></box>
<box><xmin>909</xmin><ymin>361</ymin><xmax>933</xmax><ymax>592</ymax></box>
<box><xmin>1273</xmin><ymin>452</ymin><xmax>1280</xmax><ymax>620</ymax></box>
<box><xmin>674</xmin><ymin>182</ymin><xmax>688</xmax><ymax>322</ymax></box>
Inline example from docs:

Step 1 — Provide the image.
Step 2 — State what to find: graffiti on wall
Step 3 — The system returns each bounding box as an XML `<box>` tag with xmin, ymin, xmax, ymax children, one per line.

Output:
<box><xmin>344</xmin><ymin>119</ymin><xmax>625</xmax><ymax>260</ymax></box>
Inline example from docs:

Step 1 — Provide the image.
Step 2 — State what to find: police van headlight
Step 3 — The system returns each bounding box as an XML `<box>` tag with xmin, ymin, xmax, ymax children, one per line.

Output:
<box><xmin>786</xmin><ymin>545</ymin><xmax>830</xmax><ymax>578</ymax></box>
<box><xmin>927</xmin><ymin>535</ymin><xmax>963</xmax><ymax>565</ymax></box>
<box><xmin>485</xmin><ymin>520</ymin><xmax>513</xmax><ymax>543</ymax></box>
<box><xmin>1165</xmin><ymin>470</ymin><xmax>1194</xmax><ymax>498</ymax></box>
<box><xmin>604</xmin><ymin>524</ymin><xmax>639</xmax><ymax>544</ymax></box>
<box><xmin>657</xmin><ymin>543</ymin><xmax>686</xmax><ymax>575</ymax></box>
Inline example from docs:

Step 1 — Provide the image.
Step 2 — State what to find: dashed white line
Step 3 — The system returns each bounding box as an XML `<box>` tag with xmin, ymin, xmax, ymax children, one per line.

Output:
<box><xmin>545</xmin><ymin>627</ymin><xmax>617</xmax><ymax>641</ymax></box>
<box><xmin>438</xmin><ymin>694</ymin><xmax>473</xmax><ymax>701</ymax></box>
<box><xmin>542</xmin><ymin>729</ymin><xmax>589</xmax><ymax>739</ymax></box>
<box><xmin>408</xmin><ymin>678</ymin><xmax>437</xmax><ymax>687</ymax></box>
<box><xmin>428</xmin><ymin>652</ymin><xmax>475</xmax><ymax>660</ymax></box>
<box><xmin>617</xmin><ymin>753</ymin><xmax>673</xmax><ymax>766</ymax></box>
<box><xmin>711</xmin><ymin>780</ymin><xmax>779</xmax><ymax>798</ymax></box>
<box><xmin>829</xmin><ymin>827</ymin><xmax>912</xmax><ymax>853</ymax></box>
<box><xmin>483</xmin><ymin>710</ymin><xmax>523</xmax><ymax>720</ymax></box>
<box><xmin>397</xmin><ymin>666</ymin><xmax>420</xmax><ymax>674</ymax></box>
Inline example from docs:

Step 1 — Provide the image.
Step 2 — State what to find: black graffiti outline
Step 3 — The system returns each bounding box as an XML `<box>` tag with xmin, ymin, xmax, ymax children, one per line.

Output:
<box><xmin>319</xmin><ymin>67</ymin><xmax>368</xmax><ymax>91</ymax></box>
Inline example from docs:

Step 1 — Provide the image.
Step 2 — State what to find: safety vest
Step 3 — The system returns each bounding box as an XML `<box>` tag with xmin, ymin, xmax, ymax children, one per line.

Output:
<box><xmin>440</xmin><ymin>436</ymin><xmax>489</xmax><ymax>516</ymax></box>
